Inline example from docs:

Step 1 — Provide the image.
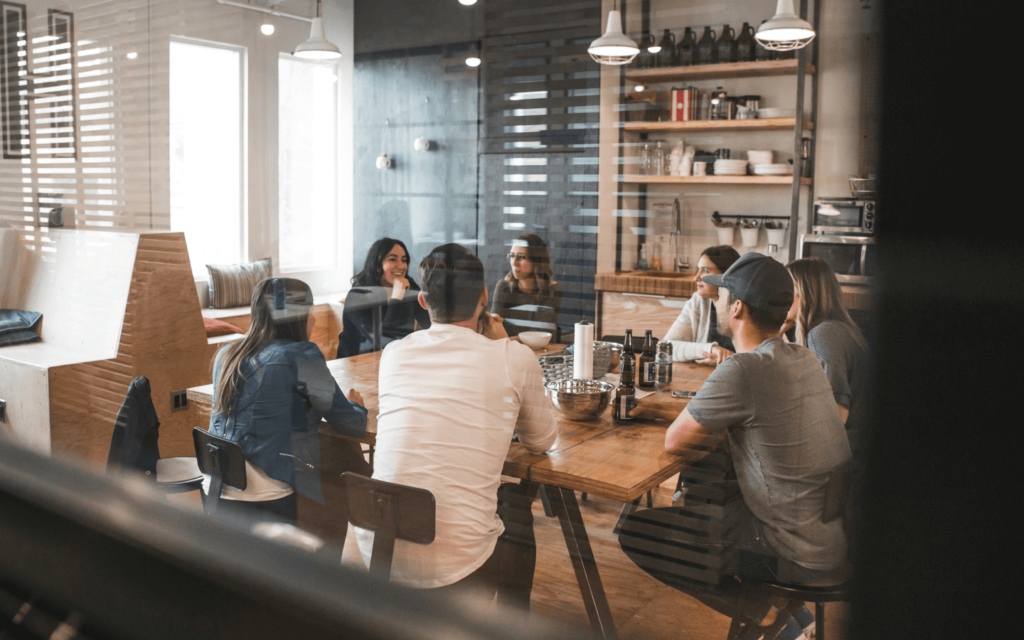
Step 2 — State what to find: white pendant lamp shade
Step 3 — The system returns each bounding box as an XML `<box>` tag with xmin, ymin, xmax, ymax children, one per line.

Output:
<box><xmin>588</xmin><ymin>10</ymin><xmax>639</xmax><ymax>66</ymax></box>
<box><xmin>294</xmin><ymin>1</ymin><xmax>341</xmax><ymax>60</ymax></box>
<box><xmin>755</xmin><ymin>0</ymin><xmax>815</xmax><ymax>51</ymax></box>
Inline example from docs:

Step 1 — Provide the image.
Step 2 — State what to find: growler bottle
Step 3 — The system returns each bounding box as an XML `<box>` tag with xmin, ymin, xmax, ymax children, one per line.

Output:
<box><xmin>754</xmin><ymin>20</ymin><xmax>774</xmax><ymax>62</ymax></box>
<box><xmin>614</xmin><ymin>332</ymin><xmax>637</xmax><ymax>423</ymax></box>
<box><xmin>736</xmin><ymin>22</ymin><xmax>756</xmax><ymax>63</ymax></box>
<box><xmin>715</xmin><ymin>24</ymin><xmax>736</xmax><ymax>64</ymax></box>
<box><xmin>656</xmin><ymin>29</ymin><xmax>677</xmax><ymax>68</ymax></box>
<box><xmin>696</xmin><ymin>26</ymin><xmax>717</xmax><ymax>65</ymax></box>
<box><xmin>637</xmin><ymin>330</ymin><xmax>656</xmax><ymax>388</ymax></box>
<box><xmin>677</xmin><ymin>27</ymin><xmax>697</xmax><ymax>66</ymax></box>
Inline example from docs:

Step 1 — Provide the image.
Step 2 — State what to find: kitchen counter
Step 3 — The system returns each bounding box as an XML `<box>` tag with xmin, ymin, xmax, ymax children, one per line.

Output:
<box><xmin>595</xmin><ymin>271</ymin><xmax>696</xmax><ymax>298</ymax></box>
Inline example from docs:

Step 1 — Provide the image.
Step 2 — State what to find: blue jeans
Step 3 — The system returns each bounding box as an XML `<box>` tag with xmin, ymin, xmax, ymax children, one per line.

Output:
<box><xmin>618</xmin><ymin>498</ymin><xmax>846</xmax><ymax>622</ymax></box>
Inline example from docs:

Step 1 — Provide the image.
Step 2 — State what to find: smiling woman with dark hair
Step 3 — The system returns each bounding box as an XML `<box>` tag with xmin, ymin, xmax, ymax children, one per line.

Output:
<box><xmin>337</xmin><ymin>237</ymin><xmax>432</xmax><ymax>358</ymax></box>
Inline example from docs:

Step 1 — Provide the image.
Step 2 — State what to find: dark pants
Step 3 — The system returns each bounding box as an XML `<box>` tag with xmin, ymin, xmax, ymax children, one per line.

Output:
<box><xmin>430</xmin><ymin>483</ymin><xmax>536</xmax><ymax>611</ymax></box>
<box><xmin>619</xmin><ymin>498</ymin><xmax>846</xmax><ymax>623</ymax></box>
<box><xmin>202</xmin><ymin>492</ymin><xmax>299</xmax><ymax>526</ymax></box>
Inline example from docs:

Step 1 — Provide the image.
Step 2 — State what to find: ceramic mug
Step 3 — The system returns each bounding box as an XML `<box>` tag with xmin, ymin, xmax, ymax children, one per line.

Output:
<box><xmin>693</xmin><ymin>161</ymin><xmax>707</xmax><ymax>176</ymax></box>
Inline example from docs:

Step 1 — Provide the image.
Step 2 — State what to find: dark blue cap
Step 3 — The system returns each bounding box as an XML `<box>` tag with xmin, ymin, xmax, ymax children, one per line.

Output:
<box><xmin>701</xmin><ymin>251</ymin><xmax>794</xmax><ymax>313</ymax></box>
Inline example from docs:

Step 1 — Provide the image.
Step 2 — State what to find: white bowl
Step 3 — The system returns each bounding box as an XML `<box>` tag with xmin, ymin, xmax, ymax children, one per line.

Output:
<box><xmin>757</xmin><ymin>107</ymin><xmax>796</xmax><ymax>119</ymax></box>
<box><xmin>752</xmin><ymin>163</ymin><xmax>792</xmax><ymax>175</ymax></box>
<box><xmin>519</xmin><ymin>331</ymin><xmax>552</xmax><ymax>349</ymax></box>
<box><xmin>747</xmin><ymin>150</ymin><xmax>774</xmax><ymax>164</ymax></box>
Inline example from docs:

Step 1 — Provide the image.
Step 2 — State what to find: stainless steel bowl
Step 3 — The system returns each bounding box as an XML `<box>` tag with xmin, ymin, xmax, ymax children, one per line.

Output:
<box><xmin>544</xmin><ymin>378</ymin><xmax>614</xmax><ymax>421</ymax></box>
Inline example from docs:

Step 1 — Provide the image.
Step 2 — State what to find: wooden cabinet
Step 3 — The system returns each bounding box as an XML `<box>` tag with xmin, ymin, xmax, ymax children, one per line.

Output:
<box><xmin>597</xmin><ymin>291</ymin><xmax>691</xmax><ymax>339</ymax></box>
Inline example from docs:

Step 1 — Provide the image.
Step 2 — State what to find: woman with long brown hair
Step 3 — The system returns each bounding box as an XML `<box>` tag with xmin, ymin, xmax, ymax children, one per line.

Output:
<box><xmin>784</xmin><ymin>257</ymin><xmax>870</xmax><ymax>454</ymax></box>
<box><xmin>663</xmin><ymin>245</ymin><xmax>741</xmax><ymax>365</ymax></box>
<box><xmin>491</xmin><ymin>234</ymin><xmax>563</xmax><ymax>338</ymax></box>
<box><xmin>207</xmin><ymin>277</ymin><xmax>368</xmax><ymax>524</ymax></box>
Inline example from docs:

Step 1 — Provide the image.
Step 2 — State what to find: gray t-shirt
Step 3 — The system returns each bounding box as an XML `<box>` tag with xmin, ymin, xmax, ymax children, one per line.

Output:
<box><xmin>807</xmin><ymin>320</ymin><xmax>869</xmax><ymax>456</ymax></box>
<box><xmin>687</xmin><ymin>337</ymin><xmax>852</xmax><ymax>570</ymax></box>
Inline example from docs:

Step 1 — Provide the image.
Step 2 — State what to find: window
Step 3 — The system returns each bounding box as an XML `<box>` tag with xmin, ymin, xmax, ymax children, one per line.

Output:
<box><xmin>169</xmin><ymin>38</ymin><xmax>245</xmax><ymax>278</ymax></box>
<box><xmin>278</xmin><ymin>54</ymin><xmax>338</xmax><ymax>271</ymax></box>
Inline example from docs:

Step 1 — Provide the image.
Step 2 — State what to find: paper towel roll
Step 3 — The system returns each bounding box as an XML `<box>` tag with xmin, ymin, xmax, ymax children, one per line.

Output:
<box><xmin>573</xmin><ymin>321</ymin><xmax>594</xmax><ymax>380</ymax></box>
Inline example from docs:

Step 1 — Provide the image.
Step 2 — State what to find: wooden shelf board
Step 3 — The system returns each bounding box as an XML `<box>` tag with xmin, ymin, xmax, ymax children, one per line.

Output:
<box><xmin>623</xmin><ymin>117</ymin><xmax>813</xmax><ymax>132</ymax></box>
<box><xmin>624</xmin><ymin>59</ymin><xmax>816</xmax><ymax>84</ymax></box>
<box><xmin>620</xmin><ymin>175</ymin><xmax>812</xmax><ymax>186</ymax></box>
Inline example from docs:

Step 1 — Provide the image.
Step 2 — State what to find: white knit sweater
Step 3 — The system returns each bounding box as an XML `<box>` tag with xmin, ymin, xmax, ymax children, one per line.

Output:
<box><xmin>662</xmin><ymin>293</ymin><xmax>718</xmax><ymax>362</ymax></box>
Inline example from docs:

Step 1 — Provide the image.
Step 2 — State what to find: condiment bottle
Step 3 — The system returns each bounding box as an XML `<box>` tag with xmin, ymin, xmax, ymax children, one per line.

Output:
<box><xmin>736</xmin><ymin>22</ymin><xmax>756</xmax><ymax>62</ymax></box>
<box><xmin>637</xmin><ymin>330</ymin><xmax>656</xmax><ymax>388</ymax></box>
<box><xmin>697</xmin><ymin>26</ymin><xmax>717</xmax><ymax>65</ymax></box>
<box><xmin>677</xmin><ymin>27</ymin><xmax>697</xmax><ymax>66</ymax></box>
<box><xmin>715</xmin><ymin>24</ymin><xmax>736</xmax><ymax>64</ymax></box>
<box><xmin>615</xmin><ymin>331</ymin><xmax>637</xmax><ymax>422</ymax></box>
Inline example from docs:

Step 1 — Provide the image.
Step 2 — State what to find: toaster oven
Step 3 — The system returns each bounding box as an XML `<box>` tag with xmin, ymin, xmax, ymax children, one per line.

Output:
<box><xmin>812</xmin><ymin>197</ymin><xmax>876</xmax><ymax>235</ymax></box>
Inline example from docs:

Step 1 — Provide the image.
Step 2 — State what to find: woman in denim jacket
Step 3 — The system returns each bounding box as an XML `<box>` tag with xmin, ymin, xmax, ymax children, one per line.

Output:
<box><xmin>207</xmin><ymin>278</ymin><xmax>368</xmax><ymax>524</ymax></box>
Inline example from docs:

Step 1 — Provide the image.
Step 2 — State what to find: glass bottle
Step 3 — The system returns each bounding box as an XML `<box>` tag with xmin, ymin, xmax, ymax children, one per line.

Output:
<box><xmin>754</xmin><ymin>20</ymin><xmax>773</xmax><ymax>62</ymax></box>
<box><xmin>677</xmin><ymin>27</ymin><xmax>697</xmax><ymax>66</ymax></box>
<box><xmin>636</xmin><ymin>244</ymin><xmax>649</xmax><ymax>271</ymax></box>
<box><xmin>615</xmin><ymin>330</ymin><xmax>637</xmax><ymax>422</ymax></box>
<box><xmin>639</xmin><ymin>143</ymin><xmax>651</xmax><ymax>176</ymax></box>
<box><xmin>656</xmin><ymin>341</ymin><xmax>674</xmax><ymax>385</ymax></box>
<box><xmin>637</xmin><ymin>33</ymin><xmax>655</xmax><ymax>69</ymax></box>
<box><xmin>715</xmin><ymin>24</ymin><xmax>736</xmax><ymax>64</ymax></box>
<box><xmin>637</xmin><ymin>330</ymin><xmax>656</xmax><ymax>388</ymax></box>
<box><xmin>653</xmin><ymin>141</ymin><xmax>666</xmax><ymax>176</ymax></box>
<box><xmin>650</xmin><ymin>241</ymin><xmax>663</xmax><ymax>271</ymax></box>
<box><xmin>736</xmin><ymin>22</ymin><xmax>756</xmax><ymax>63</ymax></box>
<box><xmin>656</xmin><ymin>29</ymin><xmax>677</xmax><ymax>68</ymax></box>
<box><xmin>696</xmin><ymin>26</ymin><xmax>717</xmax><ymax>65</ymax></box>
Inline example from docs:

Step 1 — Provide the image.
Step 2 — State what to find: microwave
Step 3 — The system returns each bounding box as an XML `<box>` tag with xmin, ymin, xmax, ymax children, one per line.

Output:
<box><xmin>812</xmin><ymin>197</ymin><xmax>876</xmax><ymax>234</ymax></box>
<box><xmin>798</xmin><ymin>234</ymin><xmax>877</xmax><ymax>285</ymax></box>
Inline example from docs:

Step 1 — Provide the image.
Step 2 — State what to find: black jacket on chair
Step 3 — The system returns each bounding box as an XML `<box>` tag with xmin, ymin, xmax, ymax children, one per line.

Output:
<box><xmin>106</xmin><ymin>376</ymin><xmax>161</xmax><ymax>475</ymax></box>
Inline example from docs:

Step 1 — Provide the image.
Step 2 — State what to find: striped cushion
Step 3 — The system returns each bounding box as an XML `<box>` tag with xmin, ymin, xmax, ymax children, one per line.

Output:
<box><xmin>206</xmin><ymin>258</ymin><xmax>272</xmax><ymax>309</ymax></box>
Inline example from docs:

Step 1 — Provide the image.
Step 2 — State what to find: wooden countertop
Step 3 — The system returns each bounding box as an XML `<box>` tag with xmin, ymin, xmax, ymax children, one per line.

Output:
<box><xmin>595</xmin><ymin>271</ymin><xmax>696</xmax><ymax>297</ymax></box>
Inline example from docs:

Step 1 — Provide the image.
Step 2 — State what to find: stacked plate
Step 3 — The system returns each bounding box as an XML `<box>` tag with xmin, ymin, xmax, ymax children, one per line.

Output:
<box><xmin>756</xmin><ymin>107</ymin><xmax>796</xmax><ymax>119</ymax></box>
<box><xmin>714</xmin><ymin>159</ymin><xmax>748</xmax><ymax>176</ymax></box>
<box><xmin>751</xmin><ymin>163</ymin><xmax>793</xmax><ymax>176</ymax></box>
<box><xmin>747</xmin><ymin>150</ymin><xmax>774</xmax><ymax>165</ymax></box>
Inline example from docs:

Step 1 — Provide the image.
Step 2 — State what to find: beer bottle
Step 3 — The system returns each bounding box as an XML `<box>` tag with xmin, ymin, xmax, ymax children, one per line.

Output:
<box><xmin>614</xmin><ymin>335</ymin><xmax>636</xmax><ymax>423</ymax></box>
<box><xmin>637</xmin><ymin>330</ymin><xmax>656</xmax><ymax>388</ymax></box>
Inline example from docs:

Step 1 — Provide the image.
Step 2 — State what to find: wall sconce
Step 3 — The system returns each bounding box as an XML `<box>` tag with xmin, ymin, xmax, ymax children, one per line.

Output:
<box><xmin>414</xmin><ymin>137</ymin><xmax>431</xmax><ymax>152</ymax></box>
<box><xmin>376</xmin><ymin>153</ymin><xmax>392</xmax><ymax>170</ymax></box>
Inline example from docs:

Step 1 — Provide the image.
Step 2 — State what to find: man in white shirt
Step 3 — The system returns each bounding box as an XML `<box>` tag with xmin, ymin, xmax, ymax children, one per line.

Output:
<box><xmin>356</xmin><ymin>243</ymin><xmax>557</xmax><ymax>609</ymax></box>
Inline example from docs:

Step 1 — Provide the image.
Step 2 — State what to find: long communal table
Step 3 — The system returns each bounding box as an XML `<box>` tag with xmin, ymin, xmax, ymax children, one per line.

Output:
<box><xmin>188</xmin><ymin>343</ymin><xmax>712</xmax><ymax>639</ymax></box>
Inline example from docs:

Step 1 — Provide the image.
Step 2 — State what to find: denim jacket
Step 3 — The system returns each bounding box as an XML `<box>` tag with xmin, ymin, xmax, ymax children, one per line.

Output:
<box><xmin>210</xmin><ymin>341</ymin><xmax>367</xmax><ymax>501</ymax></box>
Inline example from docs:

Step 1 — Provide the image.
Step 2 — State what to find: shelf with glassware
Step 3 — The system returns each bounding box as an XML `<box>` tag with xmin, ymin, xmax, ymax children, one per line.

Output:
<box><xmin>626</xmin><ymin>59</ymin><xmax>815</xmax><ymax>84</ymax></box>
<box><xmin>623</xmin><ymin>117</ymin><xmax>813</xmax><ymax>133</ymax></box>
<box><xmin>621</xmin><ymin>174</ymin><xmax>811</xmax><ymax>185</ymax></box>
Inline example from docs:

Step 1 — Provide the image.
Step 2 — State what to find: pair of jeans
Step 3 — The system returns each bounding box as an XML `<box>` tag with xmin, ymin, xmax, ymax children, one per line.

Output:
<box><xmin>428</xmin><ymin>483</ymin><xmax>536</xmax><ymax>612</ymax></box>
<box><xmin>619</xmin><ymin>498</ymin><xmax>846</xmax><ymax>623</ymax></box>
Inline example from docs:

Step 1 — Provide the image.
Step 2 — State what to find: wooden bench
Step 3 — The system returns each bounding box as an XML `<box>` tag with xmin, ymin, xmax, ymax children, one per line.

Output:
<box><xmin>1</xmin><ymin>229</ymin><xmax>211</xmax><ymax>466</ymax></box>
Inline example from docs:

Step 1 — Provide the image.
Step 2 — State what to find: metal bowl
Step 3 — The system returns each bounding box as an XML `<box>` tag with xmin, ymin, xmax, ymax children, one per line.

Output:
<box><xmin>594</xmin><ymin>341</ymin><xmax>622</xmax><ymax>371</ymax></box>
<box><xmin>544</xmin><ymin>378</ymin><xmax>614</xmax><ymax>421</ymax></box>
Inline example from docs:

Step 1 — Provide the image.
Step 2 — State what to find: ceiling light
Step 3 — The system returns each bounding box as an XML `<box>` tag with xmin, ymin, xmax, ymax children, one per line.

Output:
<box><xmin>458</xmin><ymin>0</ymin><xmax>478</xmax><ymax>5</ymax></box>
<box><xmin>755</xmin><ymin>0</ymin><xmax>816</xmax><ymax>51</ymax></box>
<box><xmin>466</xmin><ymin>56</ymin><xmax>481</xmax><ymax>67</ymax></box>
<box><xmin>261</xmin><ymin>23</ymin><xmax>275</xmax><ymax>36</ymax></box>
<box><xmin>127</xmin><ymin>51</ymin><xmax>138</xmax><ymax>59</ymax></box>
<box><xmin>588</xmin><ymin>3</ymin><xmax>639</xmax><ymax>66</ymax></box>
<box><xmin>294</xmin><ymin>0</ymin><xmax>341</xmax><ymax>60</ymax></box>
<box><xmin>634</xmin><ymin>85</ymin><xmax>646</xmax><ymax>92</ymax></box>
<box><xmin>638</xmin><ymin>33</ymin><xmax>659</xmax><ymax>54</ymax></box>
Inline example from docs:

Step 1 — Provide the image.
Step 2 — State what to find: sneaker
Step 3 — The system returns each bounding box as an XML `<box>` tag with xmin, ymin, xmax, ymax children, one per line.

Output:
<box><xmin>789</xmin><ymin>604</ymin><xmax>815</xmax><ymax>638</ymax></box>
<box><xmin>769</xmin><ymin>618</ymin><xmax>808</xmax><ymax>640</ymax></box>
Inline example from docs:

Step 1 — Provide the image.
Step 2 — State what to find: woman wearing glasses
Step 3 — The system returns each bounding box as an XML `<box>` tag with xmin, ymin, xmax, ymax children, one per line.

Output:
<box><xmin>491</xmin><ymin>234</ymin><xmax>563</xmax><ymax>339</ymax></box>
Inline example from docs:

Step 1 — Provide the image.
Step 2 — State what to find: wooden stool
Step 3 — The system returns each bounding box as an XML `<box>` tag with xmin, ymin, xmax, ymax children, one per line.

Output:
<box><xmin>341</xmin><ymin>472</ymin><xmax>435</xmax><ymax>580</ymax></box>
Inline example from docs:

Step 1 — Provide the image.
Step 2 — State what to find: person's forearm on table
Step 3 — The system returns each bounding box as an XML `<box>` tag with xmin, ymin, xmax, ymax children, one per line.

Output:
<box><xmin>664</xmin><ymin>407</ymin><xmax>723</xmax><ymax>460</ymax></box>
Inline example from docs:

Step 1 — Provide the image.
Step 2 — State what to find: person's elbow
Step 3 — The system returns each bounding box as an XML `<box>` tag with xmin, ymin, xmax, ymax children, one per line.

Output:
<box><xmin>524</xmin><ymin>426</ymin><xmax>557</xmax><ymax>454</ymax></box>
<box><xmin>664</xmin><ymin>428</ymin><xmax>687</xmax><ymax>455</ymax></box>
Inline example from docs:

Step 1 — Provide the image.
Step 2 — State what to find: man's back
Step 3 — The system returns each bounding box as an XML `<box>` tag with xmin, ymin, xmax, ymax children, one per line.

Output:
<box><xmin>687</xmin><ymin>337</ymin><xmax>852</xmax><ymax>570</ymax></box>
<box><xmin>356</xmin><ymin>324</ymin><xmax>557</xmax><ymax>587</ymax></box>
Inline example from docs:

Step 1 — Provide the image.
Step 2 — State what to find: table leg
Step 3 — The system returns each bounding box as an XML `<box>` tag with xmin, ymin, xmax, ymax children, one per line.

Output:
<box><xmin>612</xmin><ymin>498</ymin><xmax>640</xmax><ymax>536</ymax></box>
<box><xmin>539</xmin><ymin>484</ymin><xmax>555</xmax><ymax>518</ymax></box>
<box><xmin>545</xmin><ymin>485</ymin><xmax>618</xmax><ymax>640</ymax></box>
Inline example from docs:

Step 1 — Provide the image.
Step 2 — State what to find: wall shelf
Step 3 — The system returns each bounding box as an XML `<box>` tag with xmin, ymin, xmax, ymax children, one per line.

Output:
<box><xmin>624</xmin><ymin>59</ymin><xmax>816</xmax><ymax>84</ymax></box>
<box><xmin>621</xmin><ymin>175</ymin><xmax>811</xmax><ymax>186</ymax></box>
<box><xmin>623</xmin><ymin>117</ymin><xmax>813</xmax><ymax>133</ymax></box>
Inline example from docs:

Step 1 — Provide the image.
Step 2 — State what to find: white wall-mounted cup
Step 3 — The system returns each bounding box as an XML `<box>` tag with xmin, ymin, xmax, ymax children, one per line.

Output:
<box><xmin>766</xmin><ymin>228</ymin><xmax>787</xmax><ymax>246</ymax></box>
<box><xmin>741</xmin><ymin>227</ymin><xmax>760</xmax><ymax>247</ymax></box>
<box><xmin>716</xmin><ymin>226</ymin><xmax>735</xmax><ymax>245</ymax></box>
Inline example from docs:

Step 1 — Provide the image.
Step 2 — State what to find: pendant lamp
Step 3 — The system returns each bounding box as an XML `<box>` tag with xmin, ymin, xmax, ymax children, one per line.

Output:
<box><xmin>294</xmin><ymin>0</ymin><xmax>342</xmax><ymax>60</ymax></box>
<box><xmin>755</xmin><ymin>0</ymin><xmax>816</xmax><ymax>51</ymax></box>
<box><xmin>588</xmin><ymin>2</ymin><xmax>639</xmax><ymax>66</ymax></box>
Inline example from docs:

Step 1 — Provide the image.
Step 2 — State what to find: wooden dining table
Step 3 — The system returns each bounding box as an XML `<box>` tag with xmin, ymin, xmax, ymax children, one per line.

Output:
<box><xmin>187</xmin><ymin>343</ymin><xmax>713</xmax><ymax>639</ymax></box>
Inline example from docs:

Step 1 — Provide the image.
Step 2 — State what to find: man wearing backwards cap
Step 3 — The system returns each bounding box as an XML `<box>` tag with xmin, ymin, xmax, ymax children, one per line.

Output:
<box><xmin>621</xmin><ymin>252</ymin><xmax>853</xmax><ymax>640</ymax></box>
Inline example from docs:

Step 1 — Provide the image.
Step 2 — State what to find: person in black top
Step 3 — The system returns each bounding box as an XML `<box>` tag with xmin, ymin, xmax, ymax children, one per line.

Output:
<box><xmin>337</xmin><ymin>238</ymin><xmax>431</xmax><ymax>358</ymax></box>
<box><xmin>490</xmin><ymin>234</ymin><xmax>563</xmax><ymax>339</ymax></box>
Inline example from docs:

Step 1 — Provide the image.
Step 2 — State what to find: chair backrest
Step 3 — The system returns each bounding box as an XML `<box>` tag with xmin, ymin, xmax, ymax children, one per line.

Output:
<box><xmin>341</xmin><ymin>472</ymin><xmax>435</xmax><ymax>580</ymax></box>
<box><xmin>106</xmin><ymin>376</ymin><xmax>161</xmax><ymax>475</ymax></box>
<box><xmin>193</xmin><ymin>428</ymin><xmax>247</xmax><ymax>491</ymax></box>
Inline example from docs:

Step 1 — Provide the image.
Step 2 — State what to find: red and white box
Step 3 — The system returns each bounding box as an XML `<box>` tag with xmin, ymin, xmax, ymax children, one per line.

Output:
<box><xmin>671</xmin><ymin>88</ymin><xmax>693</xmax><ymax>122</ymax></box>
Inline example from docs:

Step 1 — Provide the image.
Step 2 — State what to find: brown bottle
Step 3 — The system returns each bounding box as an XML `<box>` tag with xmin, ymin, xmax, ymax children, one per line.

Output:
<box><xmin>614</xmin><ymin>331</ymin><xmax>637</xmax><ymax>422</ymax></box>
<box><xmin>637</xmin><ymin>330</ymin><xmax>656</xmax><ymax>388</ymax></box>
<box><xmin>677</xmin><ymin>27</ymin><xmax>697</xmax><ymax>66</ymax></box>
<box><xmin>696</xmin><ymin>26</ymin><xmax>717</xmax><ymax>65</ymax></box>
<box><xmin>715</xmin><ymin>24</ymin><xmax>736</xmax><ymax>64</ymax></box>
<box><xmin>736</xmin><ymin>22</ymin><xmax>756</xmax><ymax>63</ymax></box>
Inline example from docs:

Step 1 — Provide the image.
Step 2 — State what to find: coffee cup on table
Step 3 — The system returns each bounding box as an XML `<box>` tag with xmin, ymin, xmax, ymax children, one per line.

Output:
<box><xmin>693</xmin><ymin>161</ymin><xmax>707</xmax><ymax>176</ymax></box>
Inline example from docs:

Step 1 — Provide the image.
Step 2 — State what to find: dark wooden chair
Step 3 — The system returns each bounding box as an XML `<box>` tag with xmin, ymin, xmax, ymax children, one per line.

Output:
<box><xmin>341</xmin><ymin>472</ymin><xmax>435</xmax><ymax>580</ymax></box>
<box><xmin>193</xmin><ymin>428</ymin><xmax>247</xmax><ymax>516</ymax></box>
<box><xmin>726</xmin><ymin>460</ymin><xmax>857</xmax><ymax>640</ymax></box>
